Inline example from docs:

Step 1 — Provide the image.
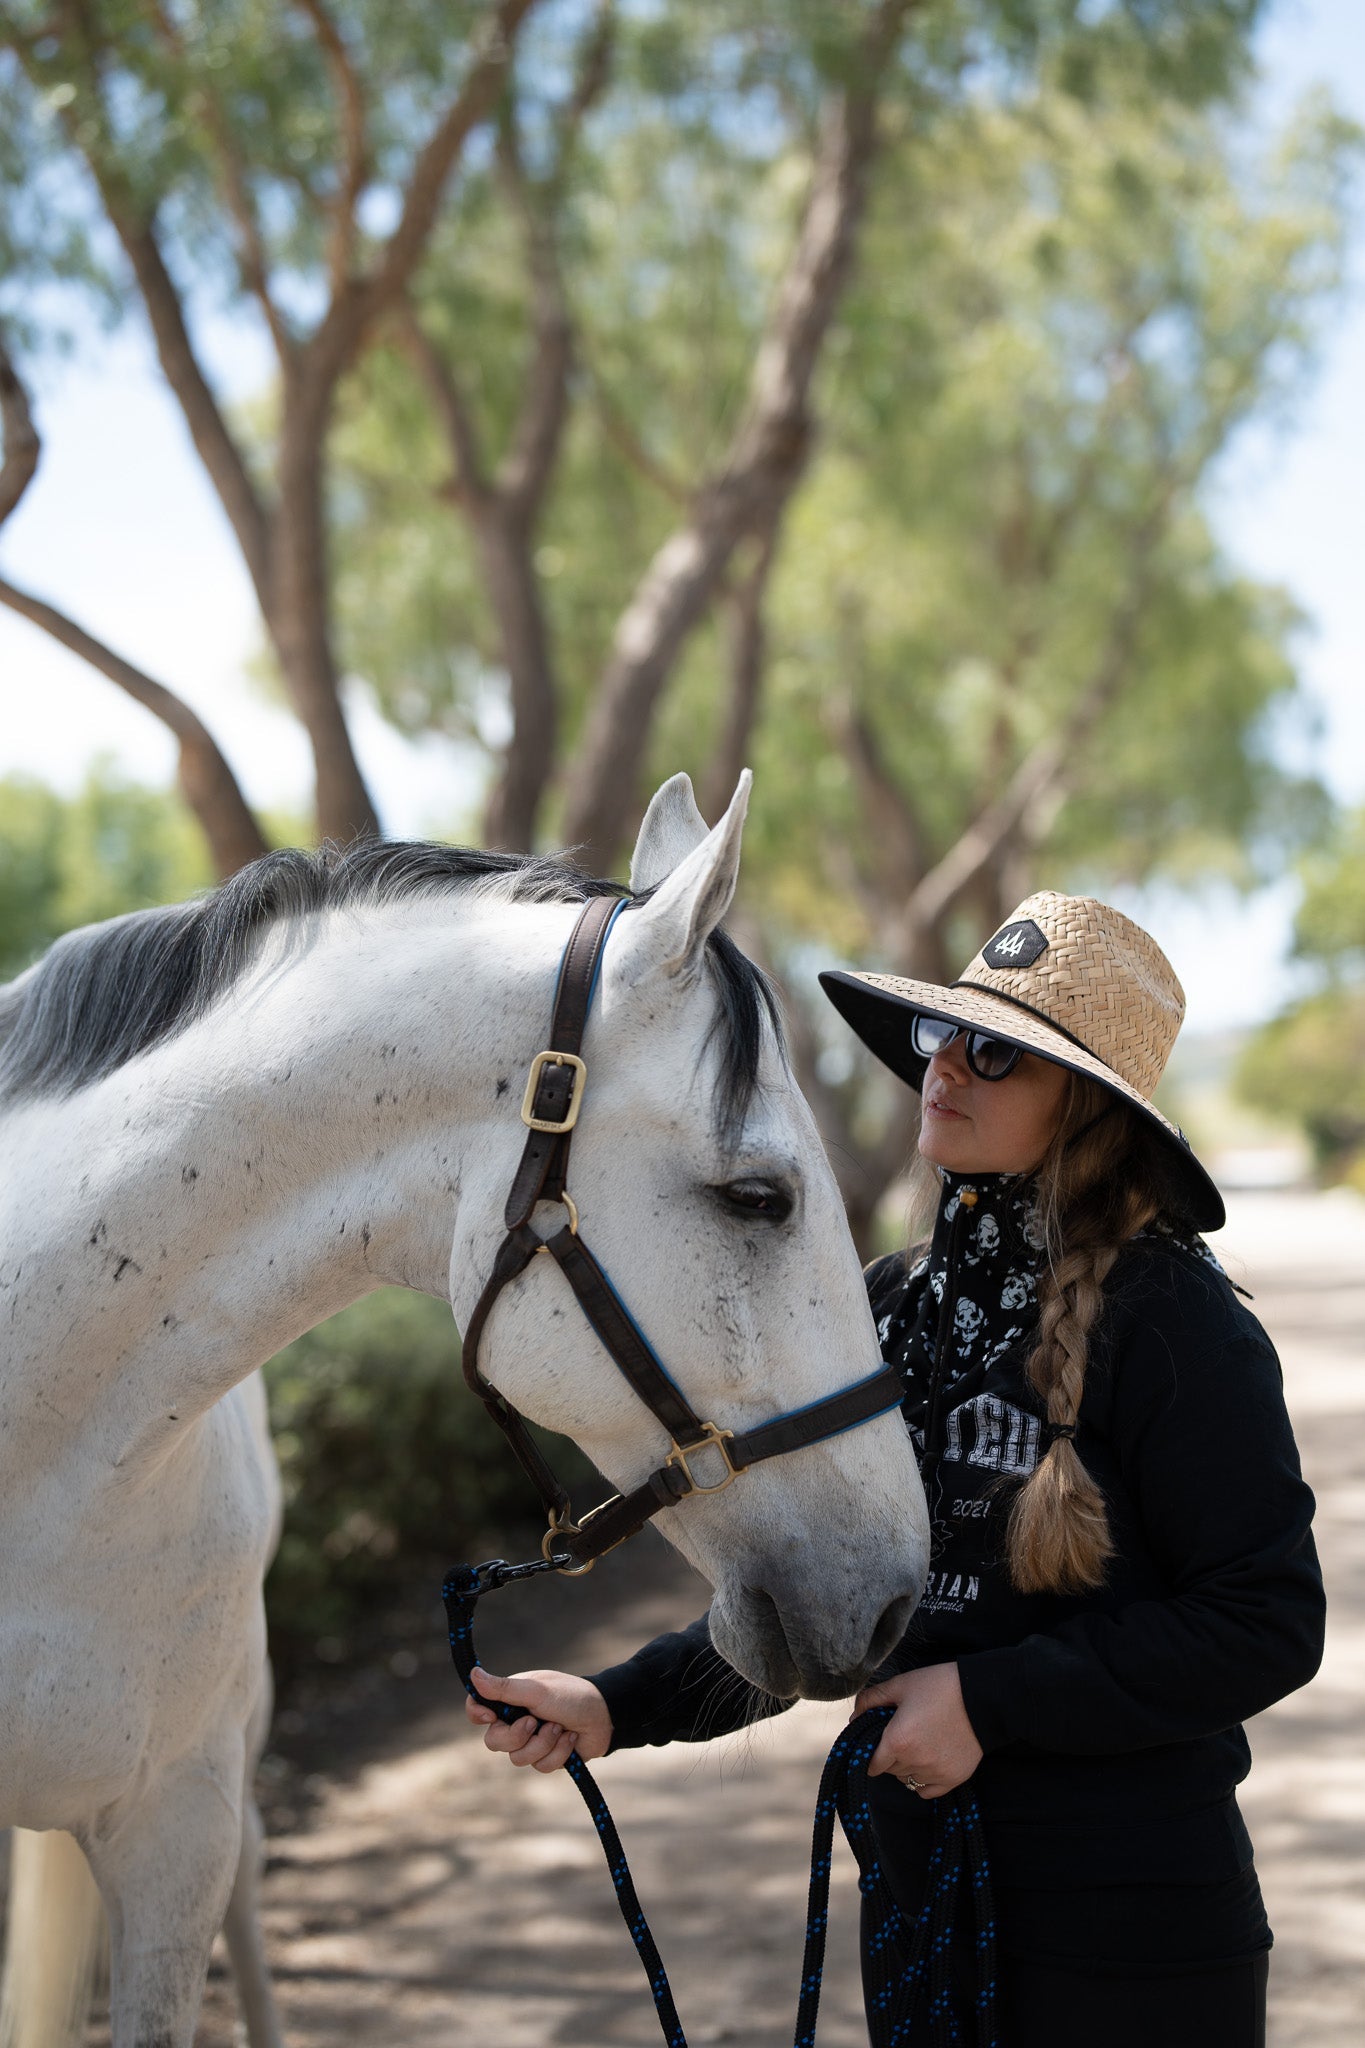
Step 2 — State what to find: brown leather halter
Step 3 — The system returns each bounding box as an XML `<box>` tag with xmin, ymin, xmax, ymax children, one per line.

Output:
<box><xmin>461</xmin><ymin>893</ymin><xmax>904</xmax><ymax>1573</ymax></box>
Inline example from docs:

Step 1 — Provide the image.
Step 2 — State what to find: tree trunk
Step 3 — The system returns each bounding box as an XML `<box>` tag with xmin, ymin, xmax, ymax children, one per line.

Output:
<box><xmin>560</xmin><ymin>4</ymin><xmax>912</xmax><ymax>874</ymax></box>
<box><xmin>270</xmin><ymin>397</ymin><xmax>381</xmax><ymax>843</ymax></box>
<box><xmin>477</xmin><ymin>503</ymin><xmax>560</xmax><ymax>851</ymax></box>
<box><xmin>702</xmin><ymin>522</ymin><xmax>780</xmax><ymax>824</ymax></box>
<box><xmin>563</xmin><ymin>503</ymin><xmax>785</xmax><ymax>873</ymax></box>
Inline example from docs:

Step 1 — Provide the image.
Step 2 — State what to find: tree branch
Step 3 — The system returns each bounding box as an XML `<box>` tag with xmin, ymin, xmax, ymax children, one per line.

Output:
<box><xmin>399</xmin><ymin>288</ymin><xmax>563</xmax><ymax>851</ymax></box>
<box><xmin>0</xmin><ymin>332</ymin><xmax>268</xmax><ymax>877</ymax></box>
<box><xmin>493</xmin><ymin>103</ymin><xmax>572</xmax><ymax>520</ymax></box>
<box><xmin>396</xmin><ymin>301</ymin><xmax>489</xmax><ymax>502</ymax></box>
<box><xmin>0</xmin><ymin>576</ymin><xmax>270</xmax><ymax>876</ymax></box>
<box><xmin>328</xmin><ymin>0</ymin><xmax>541</xmax><ymax>372</ymax></box>
<box><xmin>586</xmin><ymin>367</ymin><xmax>692</xmax><ymax>506</ymax></box>
<box><xmin>494</xmin><ymin>0</ymin><xmax>614</xmax><ymax>516</ymax></box>
<box><xmin>294</xmin><ymin>0</ymin><xmax>369</xmax><ymax>293</ymax></box>
<box><xmin>560</xmin><ymin>0</ymin><xmax>917</xmax><ymax>873</ymax></box>
<box><xmin>0</xmin><ymin>339</ymin><xmax>39</xmax><ymax>525</ymax></box>
<box><xmin>13</xmin><ymin>17</ymin><xmax>277</xmax><ymax>598</ymax></box>
<box><xmin>836</xmin><ymin>704</ymin><xmax>930</xmax><ymax>903</ymax></box>
<box><xmin>702</xmin><ymin>516</ymin><xmax>781</xmax><ymax>822</ymax></box>
<box><xmin>549</xmin><ymin>0</ymin><xmax>614</xmax><ymax>185</ymax></box>
<box><xmin>114</xmin><ymin>211</ymin><xmax>275</xmax><ymax>602</ymax></box>
<box><xmin>398</xmin><ymin>9</ymin><xmax>613</xmax><ymax>852</ymax></box>
<box><xmin>151</xmin><ymin>1</ymin><xmax>294</xmax><ymax>361</ymax></box>
<box><xmin>895</xmin><ymin>518</ymin><xmax>1166</xmax><ymax>953</ymax></box>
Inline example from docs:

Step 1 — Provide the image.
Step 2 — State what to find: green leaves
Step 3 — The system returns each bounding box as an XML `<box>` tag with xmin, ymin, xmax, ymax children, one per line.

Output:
<box><xmin>1235</xmin><ymin>806</ymin><xmax>1365</xmax><ymax>1182</ymax></box>
<box><xmin>0</xmin><ymin>765</ymin><xmax>212</xmax><ymax>981</ymax></box>
<box><xmin>1236</xmin><ymin>985</ymin><xmax>1365</xmax><ymax>1176</ymax></box>
<box><xmin>1293</xmin><ymin>809</ymin><xmax>1365</xmax><ymax>978</ymax></box>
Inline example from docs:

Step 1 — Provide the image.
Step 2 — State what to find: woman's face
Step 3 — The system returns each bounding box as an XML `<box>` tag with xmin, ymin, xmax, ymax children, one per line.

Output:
<box><xmin>917</xmin><ymin>1032</ymin><xmax>1069</xmax><ymax>1177</ymax></box>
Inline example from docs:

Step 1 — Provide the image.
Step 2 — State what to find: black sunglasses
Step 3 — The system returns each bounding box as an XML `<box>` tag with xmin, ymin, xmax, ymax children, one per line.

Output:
<box><xmin>911</xmin><ymin>1015</ymin><xmax>1024</xmax><ymax>1081</ymax></box>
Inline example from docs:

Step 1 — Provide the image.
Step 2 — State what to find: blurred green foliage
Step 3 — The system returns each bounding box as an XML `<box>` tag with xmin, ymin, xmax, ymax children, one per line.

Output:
<box><xmin>1237</xmin><ymin>989</ymin><xmax>1365</xmax><ymax>1181</ymax></box>
<box><xmin>661</xmin><ymin>78</ymin><xmax>1352</xmax><ymax>927</ymax></box>
<box><xmin>1289</xmin><ymin>807</ymin><xmax>1365</xmax><ymax>978</ymax></box>
<box><xmin>1236</xmin><ymin>806</ymin><xmax>1365</xmax><ymax>1181</ymax></box>
<box><xmin>262</xmin><ymin>1288</ymin><xmax>596</xmax><ymax>1678</ymax></box>
<box><xmin>0</xmin><ymin>764</ymin><xmax>213</xmax><ymax>980</ymax></box>
<box><xmin>329</xmin><ymin>49</ymin><xmax>1352</xmax><ymax>959</ymax></box>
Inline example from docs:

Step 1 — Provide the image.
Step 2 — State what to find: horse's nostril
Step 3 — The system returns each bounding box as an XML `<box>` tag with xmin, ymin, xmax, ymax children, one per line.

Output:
<box><xmin>869</xmin><ymin>1593</ymin><xmax>915</xmax><ymax>1666</ymax></box>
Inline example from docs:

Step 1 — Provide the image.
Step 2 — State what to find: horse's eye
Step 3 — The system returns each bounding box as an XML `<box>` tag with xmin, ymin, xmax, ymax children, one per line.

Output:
<box><xmin>716</xmin><ymin>1179</ymin><xmax>793</xmax><ymax>1224</ymax></box>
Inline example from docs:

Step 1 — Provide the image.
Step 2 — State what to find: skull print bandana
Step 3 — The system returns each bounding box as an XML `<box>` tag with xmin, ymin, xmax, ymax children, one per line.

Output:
<box><xmin>874</xmin><ymin>1171</ymin><xmax>1046</xmax><ymax>1449</ymax></box>
<box><xmin>872</xmin><ymin>1170</ymin><xmax>1231</xmax><ymax>1454</ymax></box>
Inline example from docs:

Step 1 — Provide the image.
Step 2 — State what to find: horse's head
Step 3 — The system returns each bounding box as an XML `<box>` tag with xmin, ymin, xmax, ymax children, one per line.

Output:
<box><xmin>452</xmin><ymin>773</ymin><xmax>928</xmax><ymax>1700</ymax></box>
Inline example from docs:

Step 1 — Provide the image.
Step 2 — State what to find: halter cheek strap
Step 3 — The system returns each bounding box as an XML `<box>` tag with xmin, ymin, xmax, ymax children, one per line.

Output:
<box><xmin>460</xmin><ymin>894</ymin><xmax>904</xmax><ymax>1572</ymax></box>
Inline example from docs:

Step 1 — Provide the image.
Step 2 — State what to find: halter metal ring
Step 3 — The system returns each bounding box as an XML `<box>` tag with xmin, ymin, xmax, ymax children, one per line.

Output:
<box><xmin>665</xmin><ymin>1422</ymin><xmax>738</xmax><ymax>1497</ymax></box>
<box><xmin>532</xmin><ymin>1190</ymin><xmax>579</xmax><ymax>1238</ymax></box>
<box><xmin>521</xmin><ymin>1050</ymin><xmax>587</xmax><ymax>1133</ymax></box>
<box><xmin>542</xmin><ymin>1508</ymin><xmax>595</xmax><ymax>1576</ymax></box>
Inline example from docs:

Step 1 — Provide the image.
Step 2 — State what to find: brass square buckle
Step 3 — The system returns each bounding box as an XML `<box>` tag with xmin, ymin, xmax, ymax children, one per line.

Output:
<box><xmin>666</xmin><ymin>1422</ymin><xmax>737</xmax><ymax>1497</ymax></box>
<box><xmin>520</xmin><ymin>1050</ymin><xmax>588</xmax><ymax>1134</ymax></box>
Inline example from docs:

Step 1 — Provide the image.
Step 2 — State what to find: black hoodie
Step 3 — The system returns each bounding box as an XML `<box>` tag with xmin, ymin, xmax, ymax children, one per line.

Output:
<box><xmin>589</xmin><ymin>1175</ymin><xmax>1324</xmax><ymax>1966</ymax></box>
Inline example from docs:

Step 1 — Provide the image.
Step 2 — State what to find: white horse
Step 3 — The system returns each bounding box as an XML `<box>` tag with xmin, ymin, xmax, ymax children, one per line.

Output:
<box><xmin>0</xmin><ymin>771</ymin><xmax>928</xmax><ymax>2048</ymax></box>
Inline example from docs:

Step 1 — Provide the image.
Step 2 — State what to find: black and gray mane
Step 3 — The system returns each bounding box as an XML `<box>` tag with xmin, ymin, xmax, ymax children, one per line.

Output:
<box><xmin>0</xmin><ymin>840</ymin><xmax>782</xmax><ymax>1134</ymax></box>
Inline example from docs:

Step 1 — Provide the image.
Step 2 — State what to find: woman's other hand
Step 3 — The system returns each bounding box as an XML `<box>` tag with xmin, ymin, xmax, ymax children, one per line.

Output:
<box><xmin>856</xmin><ymin>1664</ymin><xmax>983</xmax><ymax>1799</ymax></box>
<box><xmin>465</xmin><ymin>1665</ymin><xmax>613</xmax><ymax>1773</ymax></box>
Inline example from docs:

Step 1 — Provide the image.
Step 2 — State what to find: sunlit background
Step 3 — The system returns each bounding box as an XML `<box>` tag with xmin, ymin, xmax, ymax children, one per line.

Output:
<box><xmin>2</xmin><ymin>10</ymin><xmax>1364</xmax><ymax>2041</ymax></box>
<box><xmin>2</xmin><ymin>0</ymin><xmax>1363</xmax><ymax>1654</ymax></box>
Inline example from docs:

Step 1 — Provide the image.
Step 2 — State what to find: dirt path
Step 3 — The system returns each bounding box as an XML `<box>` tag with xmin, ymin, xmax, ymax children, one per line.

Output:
<box><xmin>197</xmin><ymin>1189</ymin><xmax>1364</xmax><ymax>2046</ymax></box>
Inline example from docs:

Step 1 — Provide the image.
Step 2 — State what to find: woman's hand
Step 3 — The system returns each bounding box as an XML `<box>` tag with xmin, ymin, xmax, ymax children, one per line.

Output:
<box><xmin>464</xmin><ymin>1665</ymin><xmax>613</xmax><ymax>1773</ymax></box>
<box><xmin>855</xmin><ymin>1664</ymin><xmax>982</xmax><ymax>1800</ymax></box>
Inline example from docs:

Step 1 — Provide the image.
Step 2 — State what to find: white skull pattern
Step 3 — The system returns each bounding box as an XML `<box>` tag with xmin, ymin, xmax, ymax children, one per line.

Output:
<box><xmin>953</xmin><ymin>1296</ymin><xmax>985</xmax><ymax>1351</ymax></box>
<box><xmin>1000</xmin><ymin>1271</ymin><xmax>1033</xmax><ymax>1311</ymax></box>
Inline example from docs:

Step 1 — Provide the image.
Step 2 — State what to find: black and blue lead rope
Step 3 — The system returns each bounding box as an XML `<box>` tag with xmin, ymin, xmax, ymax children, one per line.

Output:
<box><xmin>443</xmin><ymin>1561</ymin><xmax>1000</xmax><ymax>2048</ymax></box>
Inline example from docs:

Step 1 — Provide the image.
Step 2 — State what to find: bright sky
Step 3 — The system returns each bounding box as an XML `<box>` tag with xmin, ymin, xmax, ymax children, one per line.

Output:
<box><xmin>0</xmin><ymin>0</ymin><xmax>1362</xmax><ymax>1031</ymax></box>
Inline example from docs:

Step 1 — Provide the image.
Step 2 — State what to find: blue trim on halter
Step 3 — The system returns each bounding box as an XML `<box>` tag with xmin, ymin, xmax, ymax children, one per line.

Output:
<box><xmin>763</xmin><ymin>1363</ymin><xmax>905</xmax><ymax>1437</ymax></box>
<box><xmin>592</xmin><ymin>1257</ymin><xmax>690</xmax><ymax>1402</ymax></box>
<box><xmin>583</xmin><ymin>896</ymin><xmax>631</xmax><ymax>1021</ymax></box>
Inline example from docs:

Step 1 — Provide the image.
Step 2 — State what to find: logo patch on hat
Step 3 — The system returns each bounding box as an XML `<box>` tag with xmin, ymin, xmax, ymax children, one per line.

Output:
<box><xmin>983</xmin><ymin>919</ymin><xmax>1048</xmax><ymax>970</ymax></box>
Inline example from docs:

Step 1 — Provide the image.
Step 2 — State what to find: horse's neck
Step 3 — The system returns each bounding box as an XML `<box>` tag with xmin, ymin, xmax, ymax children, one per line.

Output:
<box><xmin>0</xmin><ymin>897</ymin><xmax>566</xmax><ymax>1452</ymax></box>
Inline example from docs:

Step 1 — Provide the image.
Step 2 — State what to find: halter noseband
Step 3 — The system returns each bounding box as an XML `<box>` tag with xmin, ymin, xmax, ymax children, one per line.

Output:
<box><xmin>460</xmin><ymin>893</ymin><xmax>904</xmax><ymax>1573</ymax></box>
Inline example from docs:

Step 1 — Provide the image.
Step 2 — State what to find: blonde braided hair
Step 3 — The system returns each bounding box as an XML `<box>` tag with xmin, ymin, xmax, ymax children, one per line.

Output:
<box><xmin>1005</xmin><ymin>1075</ymin><xmax>1164</xmax><ymax>1595</ymax></box>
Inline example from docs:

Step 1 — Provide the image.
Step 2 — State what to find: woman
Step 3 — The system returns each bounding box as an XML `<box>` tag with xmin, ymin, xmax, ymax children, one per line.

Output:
<box><xmin>467</xmin><ymin>891</ymin><xmax>1324</xmax><ymax>2048</ymax></box>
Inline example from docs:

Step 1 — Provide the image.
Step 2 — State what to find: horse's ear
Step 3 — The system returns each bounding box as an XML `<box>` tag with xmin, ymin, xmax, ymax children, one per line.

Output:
<box><xmin>616</xmin><ymin>771</ymin><xmax>751</xmax><ymax>986</ymax></box>
<box><xmin>629</xmin><ymin>772</ymin><xmax>711</xmax><ymax>893</ymax></box>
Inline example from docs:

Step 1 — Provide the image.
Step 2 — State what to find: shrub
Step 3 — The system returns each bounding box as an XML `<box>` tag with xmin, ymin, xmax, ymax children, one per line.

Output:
<box><xmin>1235</xmin><ymin>987</ymin><xmax>1365</xmax><ymax>1179</ymax></box>
<box><xmin>262</xmin><ymin>1287</ymin><xmax>597</xmax><ymax>1678</ymax></box>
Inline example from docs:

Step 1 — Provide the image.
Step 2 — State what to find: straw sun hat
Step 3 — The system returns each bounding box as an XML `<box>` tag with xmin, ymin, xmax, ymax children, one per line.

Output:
<box><xmin>819</xmin><ymin>890</ymin><xmax>1225</xmax><ymax>1233</ymax></box>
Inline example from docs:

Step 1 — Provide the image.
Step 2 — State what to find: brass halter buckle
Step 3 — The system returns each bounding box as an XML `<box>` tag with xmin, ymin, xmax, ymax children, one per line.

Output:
<box><xmin>521</xmin><ymin>1050</ymin><xmax>588</xmax><ymax>1133</ymax></box>
<box><xmin>665</xmin><ymin>1422</ymin><xmax>738</xmax><ymax>1497</ymax></box>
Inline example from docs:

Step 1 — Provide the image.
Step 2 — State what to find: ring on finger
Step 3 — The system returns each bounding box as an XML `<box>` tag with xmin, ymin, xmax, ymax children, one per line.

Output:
<box><xmin>900</xmin><ymin>1774</ymin><xmax>927</xmax><ymax>1791</ymax></box>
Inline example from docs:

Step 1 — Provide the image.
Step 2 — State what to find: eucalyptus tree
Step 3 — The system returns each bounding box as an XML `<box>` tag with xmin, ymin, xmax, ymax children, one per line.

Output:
<box><xmin>330</xmin><ymin>0</ymin><xmax>1275</xmax><ymax>867</ymax></box>
<box><xmin>722</xmin><ymin>76</ymin><xmax>1356</xmax><ymax>1236</ymax></box>
<box><xmin>0</xmin><ymin>0</ymin><xmax>924</xmax><ymax>864</ymax></box>
<box><xmin>0</xmin><ymin>0</ymin><xmax>544</xmax><ymax>850</ymax></box>
<box><xmin>319</xmin><ymin>36</ymin><xmax>1351</xmax><ymax>1239</ymax></box>
<box><xmin>1236</xmin><ymin>807</ymin><xmax>1365</xmax><ymax>1177</ymax></box>
<box><xmin>337</xmin><ymin>0</ymin><xmax>922</xmax><ymax>859</ymax></box>
<box><xmin>0</xmin><ymin>2</ymin><xmax>1271</xmax><ymax>874</ymax></box>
